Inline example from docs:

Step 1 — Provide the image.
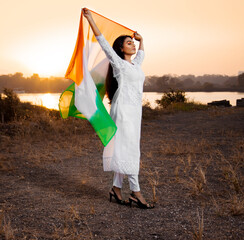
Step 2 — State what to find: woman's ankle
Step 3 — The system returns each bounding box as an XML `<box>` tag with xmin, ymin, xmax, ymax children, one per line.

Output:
<box><xmin>132</xmin><ymin>191</ymin><xmax>147</xmax><ymax>204</ymax></box>
<box><xmin>113</xmin><ymin>186</ymin><xmax>121</xmax><ymax>191</ymax></box>
<box><xmin>132</xmin><ymin>191</ymin><xmax>141</xmax><ymax>196</ymax></box>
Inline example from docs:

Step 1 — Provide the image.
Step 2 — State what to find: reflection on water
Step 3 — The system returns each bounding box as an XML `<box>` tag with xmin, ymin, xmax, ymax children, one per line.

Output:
<box><xmin>18</xmin><ymin>92</ymin><xmax>244</xmax><ymax>110</ymax></box>
<box><xmin>185</xmin><ymin>92</ymin><xmax>244</xmax><ymax>107</ymax></box>
<box><xmin>143</xmin><ymin>92</ymin><xmax>244</xmax><ymax>108</ymax></box>
<box><xmin>41</xmin><ymin>93</ymin><xmax>58</xmax><ymax>110</ymax></box>
<box><xmin>18</xmin><ymin>93</ymin><xmax>61</xmax><ymax>110</ymax></box>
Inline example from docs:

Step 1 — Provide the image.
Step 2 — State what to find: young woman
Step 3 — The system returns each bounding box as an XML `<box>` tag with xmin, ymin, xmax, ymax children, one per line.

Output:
<box><xmin>83</xmin><ymin>8</ymin><xmax>154</xmax><ymax>209</ymax></box>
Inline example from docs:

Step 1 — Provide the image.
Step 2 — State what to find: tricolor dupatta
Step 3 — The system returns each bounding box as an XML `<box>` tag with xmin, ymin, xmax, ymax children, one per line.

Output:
<box><xmin>59</xmin><ymin>9</ymin><xmax>135</xmax><ymax>146</ymax></box>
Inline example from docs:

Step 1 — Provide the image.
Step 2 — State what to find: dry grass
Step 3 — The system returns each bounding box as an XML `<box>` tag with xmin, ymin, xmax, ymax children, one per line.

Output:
<box><xmin>190</xmin><ymin>208</ymin><xmax>204</xmax><ymax>240</ymax></box>
<box><xmin>1</xmin><ymin>101</ymin><xmax>243</xmax><ymax>238</ymax></box>
<box><xmin>142</xmin><ymin>99</ymin><xmax>209</xmax><ymax>119</ymax></box>
<box><xmin>52</xmin><ymin>206</ymin><xmax>93</xmax><ymax>240</ymax></box>
<box><xmin>221</xmin><ymin>162</ymin><xmax>242</xmax><ymax>194</ymax></box>
<box><xmin>161</xmin><ymin>138</ymin><xmax>213</xmax><ymax>156</ymax></box>
<box><xmin>180</xmin><ymin>165</ymin><xmax>207</xmax><ymax>197</ymax></box>
<box><xmin>0</xmin><ymin>108</ymin><xmax>93</xmax><ymax>167</ymax></box>
<box><xmin>211</xmin><ymin>197</ymin><xmax>224</xmax><ymax>216</ymax></box>
<box><xmin>163</xmin><ymin>102</ymin><xmax>208</xmax><ymax>113</ymax></box>
<box><xmin>172</xmin><ymin>149</ymin><xmax>210</xmax><ymax>197</ymax></box>
<box><xmin>228</xmin><ymin>194</ymin><xmax>244</xmax><ymax>216</ymax></box>
<box><xmin>140</xmin><ymin>152</ymin><xmax>160</xmax><ymax>203</ymax></box>
<box><xmin>204</xmin><ymin>146</ymin><xmax>243</xmax><ymax>216</ymax></box>
<box><xmin>207</xmin><ymin>107</ymin><xmax>237</xmax><ymax>118</ymax></box>
<box><xmin>0</xmin><ymin>210</ymin><xmax>15</xmax><ymax>240</ymax></box>
<box><xmin>142</xmin><ymin>102</ymin><xmax>160</xmax><ymax>119</ymax></box>
<box><xmin>211</xmin><ymin>194</ymin><xmax>244</xmax><ymax>217</ymax></box>
<box><xmin>144</xmin><ymin>168</ymin><xmax>160</xmax><ymax>203</ymax></box>
<box><xmin>163</xmin><ymin>130</ymin><xmax>244</xmax><ymax>218</ymax></box>
<box><xmin>0</xmin><ymin>154</ymin><xmax>14</xmax><ymax>172</ymax></box>
<box><xmin>216</xmin><ymin>146</ymin><xmax>244</xmax><ymax>213</ymax></box>
<box><xmin>155</xmin><ymin>99</ymin><xmax>209</xmax><ymax>114</ymax></box>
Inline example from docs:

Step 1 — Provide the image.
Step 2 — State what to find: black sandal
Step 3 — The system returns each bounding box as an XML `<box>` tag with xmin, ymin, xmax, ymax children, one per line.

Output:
<box><xmin>129</xmin><ymin>193</ymin><xmax>155</xmax><ymax>209</ymax></box>
<box><xmin>109</xmin><ymin>188</ymin><xmax>127</xmax><ymax>205</ymax></box>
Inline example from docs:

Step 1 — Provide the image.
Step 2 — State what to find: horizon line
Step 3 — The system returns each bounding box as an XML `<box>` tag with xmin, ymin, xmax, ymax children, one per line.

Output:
<box><xmin>0</xmin><ymin>71</ymin><xmax>243</xmax><ymax>78</ymax></box>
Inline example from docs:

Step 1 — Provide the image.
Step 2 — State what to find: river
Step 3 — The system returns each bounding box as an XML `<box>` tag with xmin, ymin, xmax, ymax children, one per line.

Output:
<box><xmin>17</xmin><ymin>92</ymin><xmax>244</xmax><ymax>110</ymax></box>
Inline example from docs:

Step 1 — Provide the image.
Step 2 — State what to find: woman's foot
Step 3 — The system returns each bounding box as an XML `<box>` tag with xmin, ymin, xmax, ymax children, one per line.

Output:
<box><xmin>132</xmin><ymin>191</ymin><xmax>147</xmax><ymax>204</ymax></box>
<box><xmin>112</xmin><ymin>186</ymin><xmax>122</xmax><ymax>201</ymax></box>
<box><xmin>129</xmin><ymin>191</ymin><xmax>154</xmax><ymax>209</ymax></box>
<box><xmin>109</xmin><ymin>186</ymin><xmax>128</xmax><ymax>205</ymax></box>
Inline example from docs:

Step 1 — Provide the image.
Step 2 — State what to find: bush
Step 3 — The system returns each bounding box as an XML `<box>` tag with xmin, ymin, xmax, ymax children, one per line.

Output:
<box><xmin>156</xmin><ymin>89</ymin><xmax>186</xmax><ymax>108</ymax></box>
<box><xmin>155</xmin><ymin>89</ymin><xmax>208</xmax><ymax>112</ymax></box>
<box><xmin>142</xmin><ymin>101</ymin><xmax>160</xmax><ymax>119</ymax></box>
<box><xmin>0</xmin><ymin>88</ymin><xmax>20</xmax><ymax>123</ymax></box>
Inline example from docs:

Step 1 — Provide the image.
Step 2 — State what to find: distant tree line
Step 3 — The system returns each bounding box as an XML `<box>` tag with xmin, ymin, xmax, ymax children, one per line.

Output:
<box><xmin>0</xmin><ymin>73</ymin><xmax>71</xmax><ymax>93</ymax></box>
<box><xmin>144</xmin><ymin>73</ymin><xmax>244</xmax><ymax>92</ymax></box>
<box><xmin>0</xmin><ymin>72</ymin><xmax>244</xmax><ymax>93</ymax></box>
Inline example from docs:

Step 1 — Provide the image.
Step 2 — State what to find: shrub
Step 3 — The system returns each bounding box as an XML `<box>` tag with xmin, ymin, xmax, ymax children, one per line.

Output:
<box><xmin>156</xmin><ymin>89</ymin><xmax>186</xmax><ymax>108</ymax></box>
<box><xmin>0</xmin><ymin>88</ymin><xmax>20</xmax><ymax>123</ymax></box>
<box><xmin>155</xmin><ymin>89</ymin><xmax>208</xmax><ymax>112</ymax></box>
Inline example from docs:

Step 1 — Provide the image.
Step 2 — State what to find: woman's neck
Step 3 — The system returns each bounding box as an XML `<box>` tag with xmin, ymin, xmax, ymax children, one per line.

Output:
<box><xmin>124</xmin><ymin>55</ymin><xmax>132</xmax><ymax>63</ymax></box>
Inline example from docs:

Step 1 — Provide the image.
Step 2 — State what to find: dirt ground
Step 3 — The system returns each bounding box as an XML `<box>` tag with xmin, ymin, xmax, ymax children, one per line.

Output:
<box><xmin>0</xmin><ymin>107</ymin><xmax>244</xmax><ymax>239</ymax></box>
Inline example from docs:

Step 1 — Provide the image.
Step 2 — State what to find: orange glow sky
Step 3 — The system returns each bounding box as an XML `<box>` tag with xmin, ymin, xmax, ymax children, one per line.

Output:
<box><xmin>0</xmin><ymin>0</ymin><xmax>243</xmax><ymax>77</ymax></box>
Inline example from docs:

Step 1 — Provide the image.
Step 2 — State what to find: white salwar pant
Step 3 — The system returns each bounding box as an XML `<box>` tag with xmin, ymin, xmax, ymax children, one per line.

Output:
<box><xmin>113</xmin><ymin>172</ymin><xmax>140</xmax><ymax>192</ymax></box>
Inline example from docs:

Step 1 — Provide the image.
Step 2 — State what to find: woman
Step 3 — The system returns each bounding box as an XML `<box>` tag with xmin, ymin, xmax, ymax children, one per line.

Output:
<box><xmin>83</xmin><ymin>8</ymin><xmax>154</xmax><ymax>209</ymax></box>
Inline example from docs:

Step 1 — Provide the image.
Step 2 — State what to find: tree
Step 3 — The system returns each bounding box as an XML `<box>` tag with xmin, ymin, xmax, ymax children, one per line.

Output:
<box><xmin>238</xmin><ymin>73</ymin><xmax>244</xmax><ymax>89</ymax></box>
<box><xmin>156</xmin><ymin>75</ymin><xmax>171</xmax><ymax>91</ymax></box>
<box><xmin>202</xmin><ymin>82</ymin><xmax>214</xmax><ymax>91</ymax></box>
<box><xmin>182</xmin><ymin>78</ymin><xmax>194</xmax><ymax>88</ymax></box>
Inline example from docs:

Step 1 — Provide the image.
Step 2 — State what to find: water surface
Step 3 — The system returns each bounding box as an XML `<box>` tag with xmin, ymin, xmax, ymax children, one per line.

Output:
<box><xmin>18</xmin><ymin>92</ymin><xmax>244</xmax><ymax>110</ymax></box>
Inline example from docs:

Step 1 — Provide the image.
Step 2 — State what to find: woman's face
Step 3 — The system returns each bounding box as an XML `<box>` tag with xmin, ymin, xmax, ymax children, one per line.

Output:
<box><xmin>121</xmin><ymin>37</ymin><xmax>136</xmax><ymax>55</ymax></box>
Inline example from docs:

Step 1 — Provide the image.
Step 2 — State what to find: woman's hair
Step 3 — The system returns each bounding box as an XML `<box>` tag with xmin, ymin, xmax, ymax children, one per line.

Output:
<box><xmin>105</xmin><ymin>35</ymin><xmax>132</xmax><ymax>104</ymax></box>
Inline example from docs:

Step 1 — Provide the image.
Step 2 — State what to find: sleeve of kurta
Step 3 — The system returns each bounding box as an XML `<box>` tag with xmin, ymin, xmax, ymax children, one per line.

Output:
<box><xmin>96</xmin><ymin>34</ymin><xmax>123</xmax><ymax>78</ymax></box>
<box><xmin>132</xmin><ymin>50</ymin><xmax>145</xmax><ymax>65</ymax></box>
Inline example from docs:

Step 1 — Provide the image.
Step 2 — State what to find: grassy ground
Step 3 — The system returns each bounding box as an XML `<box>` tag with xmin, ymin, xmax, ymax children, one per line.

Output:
<box><xmin>0</xmin><ymin>103</ymin><xmax>243</xmax><ymax>239</ymax></box>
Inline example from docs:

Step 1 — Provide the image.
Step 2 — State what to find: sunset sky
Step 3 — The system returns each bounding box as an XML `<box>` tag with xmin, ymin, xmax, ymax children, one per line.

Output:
<box><xmin>1</xmin><ymin>0</ymin><xmax>243</xmax><ymax>77</ymax></box>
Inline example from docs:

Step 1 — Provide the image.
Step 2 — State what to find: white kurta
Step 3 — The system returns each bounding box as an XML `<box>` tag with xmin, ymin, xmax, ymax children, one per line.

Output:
<box><xmin>96</xmin><ymin>35</ymin><xmax>145</xmax><ymax>175</ymax></box>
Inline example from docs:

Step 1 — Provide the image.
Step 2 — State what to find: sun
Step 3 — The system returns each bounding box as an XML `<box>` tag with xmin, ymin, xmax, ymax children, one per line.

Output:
<box><xmin>23</xmin><ymin>43</ymin><xmax>69</xmax><ymax>77</ymax></box>
<box><xmin>14</xmin><ymin>31</ymin><xmax>74</xmax><ymax>77</ymax></box>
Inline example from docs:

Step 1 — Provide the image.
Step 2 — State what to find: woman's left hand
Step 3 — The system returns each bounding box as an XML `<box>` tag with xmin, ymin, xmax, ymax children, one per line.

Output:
<box><xmin>134</xmin><ymin>32</ymin><xmax>143</xmax><ymax>41</ymax></box>
<box><xmin>82</xmin><ymin>8</ymin><xmax>92</xmax><ymax>20</ymax></box>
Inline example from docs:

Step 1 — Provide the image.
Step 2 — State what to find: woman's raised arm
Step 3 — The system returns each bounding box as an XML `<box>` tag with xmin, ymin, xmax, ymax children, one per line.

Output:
<box><xmin>134</xmin><ymin>32</ymin><xmax>144</xmax><ymax>51</ymax></box>
<box><xmin>82</xmin><ymin>8</ymin><xmax>123</xmax><ymax>73</ymax></box>
<box><xmin>82</xmin><ymin>8</ymin><xmax>101</xmax><ymax>36</ymax></box>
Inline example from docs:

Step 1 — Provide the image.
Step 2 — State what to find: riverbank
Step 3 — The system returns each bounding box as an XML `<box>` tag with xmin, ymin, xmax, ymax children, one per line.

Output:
<box><xmin>0</xmin><ymin>105</ymin><xmax>244</xmax><ymax>239</ymax></box>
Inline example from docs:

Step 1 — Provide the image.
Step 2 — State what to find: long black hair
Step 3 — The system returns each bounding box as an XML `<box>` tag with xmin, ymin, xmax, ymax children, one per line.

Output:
<box><xmin>105</xmin><ymin>35</ymin><xmax>132</xmax><ymax>104</ymax></box>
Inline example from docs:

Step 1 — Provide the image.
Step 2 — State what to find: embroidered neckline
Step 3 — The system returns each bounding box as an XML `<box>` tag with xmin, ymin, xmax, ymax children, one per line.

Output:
<box><xmin>124</xmin><ymin>60</ymin><xmax>134</xmax><ymax>65</ymax></box>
